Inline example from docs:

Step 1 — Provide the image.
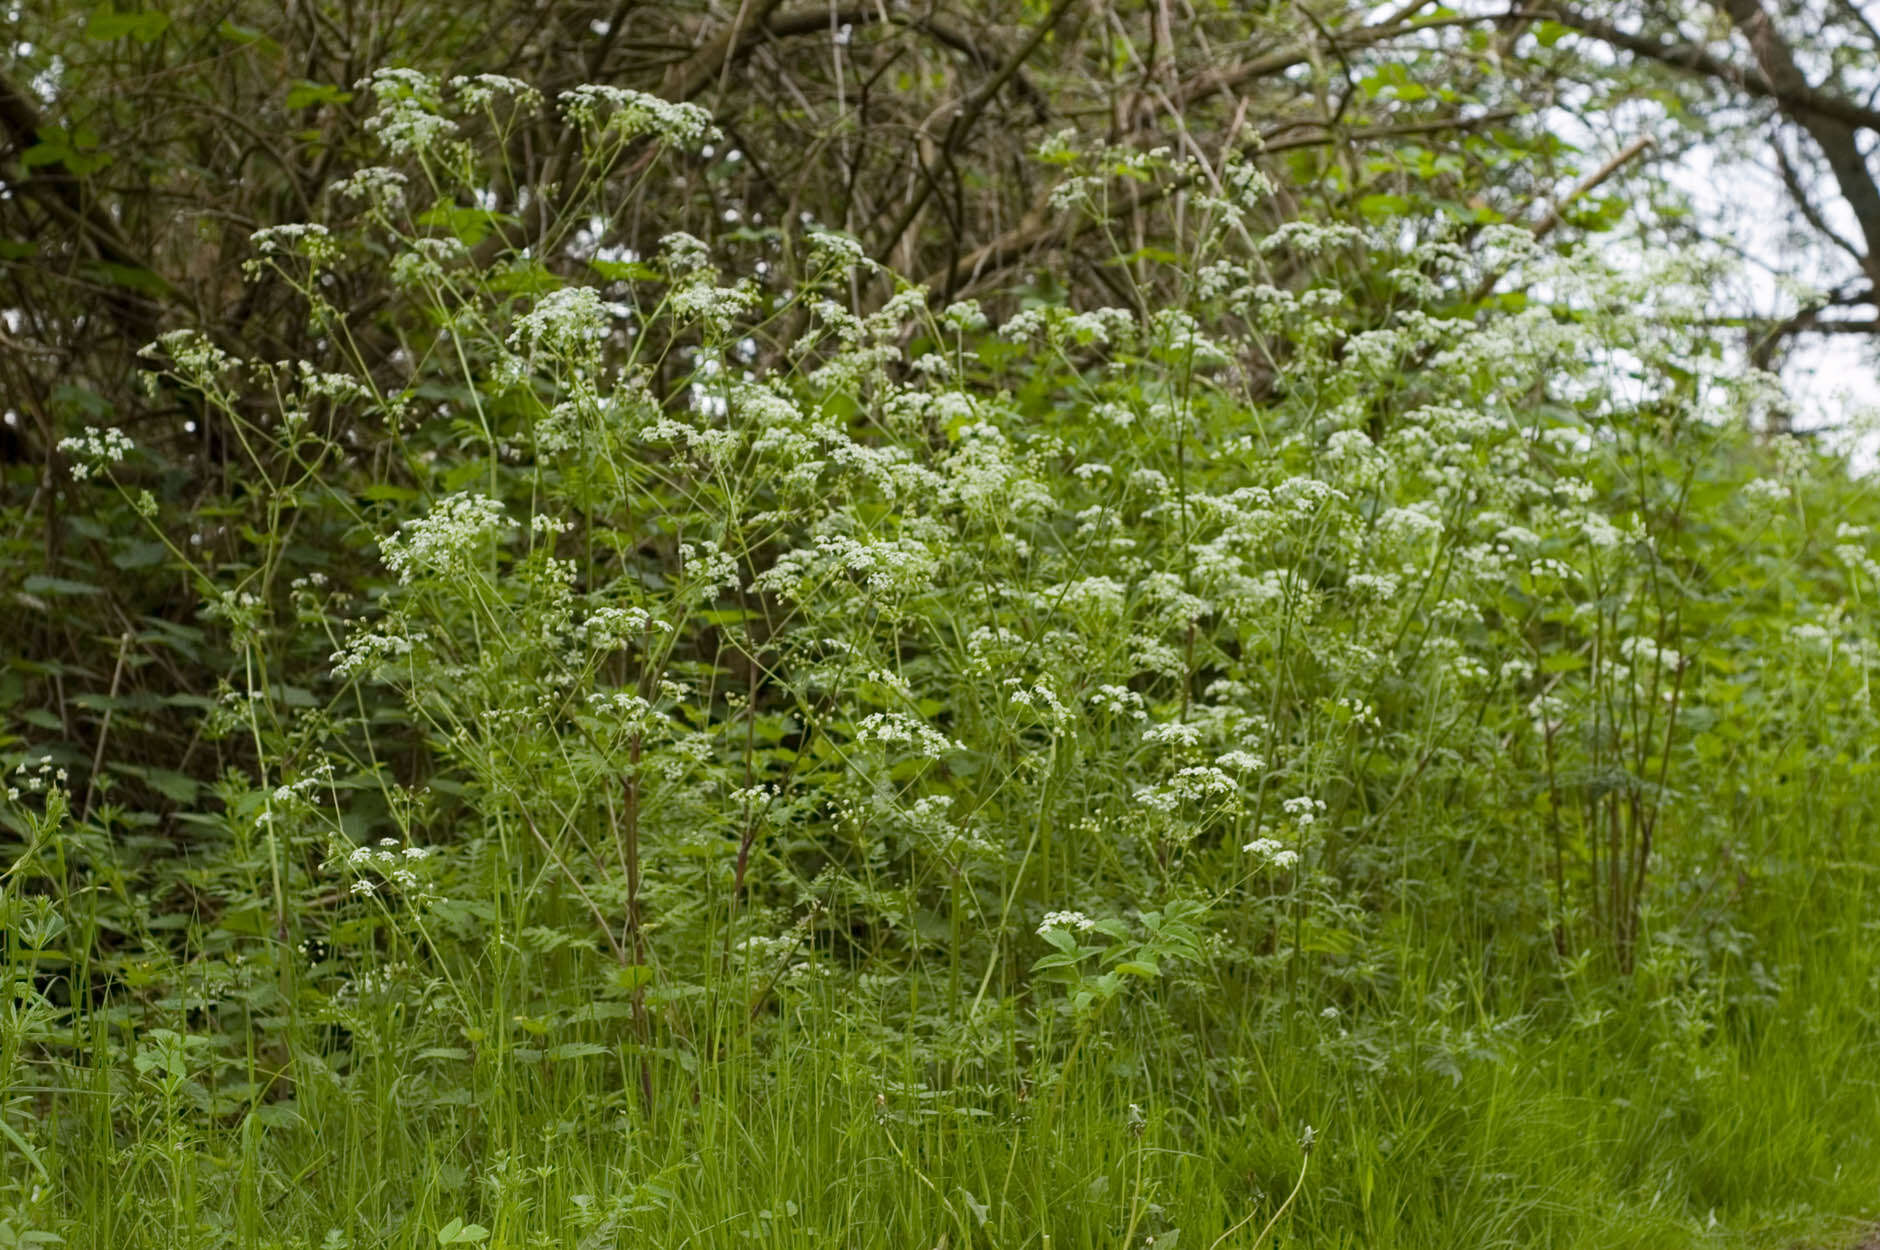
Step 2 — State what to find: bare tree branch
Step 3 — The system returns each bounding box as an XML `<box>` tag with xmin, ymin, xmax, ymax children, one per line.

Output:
<box><xmin>1526</xmin><ymin>4</ymin><xmax>1880</xmax><ymax>133</ymax></box>
<box><xmin>1711</xmin><ymin>0</ymin><xmax>1880</xmax><ymax>285</ymax></box>
<box><xmin>875</xmin><ymin>0</ymin><xmax>1080</xmax><ymax>267</ymax></box>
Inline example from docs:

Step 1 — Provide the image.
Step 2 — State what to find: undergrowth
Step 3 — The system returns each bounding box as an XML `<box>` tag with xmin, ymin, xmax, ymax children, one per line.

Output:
<box><xmin>3</xmin><ymin>71</ymin><xmax>1879</xmax><ymax>1249</ymax></box>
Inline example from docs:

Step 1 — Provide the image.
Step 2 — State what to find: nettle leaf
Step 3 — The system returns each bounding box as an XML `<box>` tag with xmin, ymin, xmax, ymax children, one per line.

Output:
<box><xmin>85</xmin><ymin>10</ymin><xmax>171</xmax><ymax>42</ymax></box>
<box><xmin>20</xmin><ymin>141</ymin><xmax>68</xmax><ymax>170</ymax></box>
<box><xmin>486</xmin><ymin>258</ymin><xmax>561</xmax><ymax>295</ymax></box>
<box><xmin>609</xmin><ymin>963</ymin><xmax>655</xmax><ymax>993</ymax></box>
<box><xmin>1039</xmin><ymin>925</ymin><xmax>1080</xmax><ymax>953</ymax></box>
<box><xmin>285</xmin><ymin>79</ymin><xmax>353</xmax><ymax>109</ymax></box>
<box><xmin>82</xmin><ymin>261</ymin><xmax>168</xmax><ymax>295</ymax></box>
<box><xmin>1030</xmin><ymin>950</ymin><xmax>1087</xmax><ymax>972</ymax></box>
<box><xmin>118</xmin><ymin>765</ymin><xmax>201</xmax><ymax>804</ymax></box>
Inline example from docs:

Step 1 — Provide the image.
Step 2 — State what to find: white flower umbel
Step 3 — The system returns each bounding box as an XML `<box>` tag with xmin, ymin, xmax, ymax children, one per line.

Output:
<box><xmin>1242</xmin><ymin>837</ymin><xmax>1300</xmax><ymax>869</ymax></box>
<box><xmin>854</xmin><ymin>712</ymin><xmax>961</xmax><ymax>760</ymax></box>
<box><xmin>379</xmin><ymin>493</ymin><xmax>515</xmax><ymax>583</ymax></box>
<box><xmin>249</xmin><ymin>223</ymin><xmax>340</xmax><ymax>266</ymax></box>
<box><xmin>558</xmin><ymin>85</ymin><xmax>719</xmax><ymax>151</ymax></box>
<box><xmin>509</xmin><ymin>287</ymin><xmax>609</xmax><ymax>356</ymax></box>
<box><xmin>1037</xmin><ymin>910</ymin><xmax>1096</xmax><ymax>937</ymax></box>
<box><xmin>358</xmin><ymin>69</ymin><xmax>458</xmax><ymax>156</ymax></box>
<box><xmin>333</xmin><ymin>165</ymin><xmax>408</xmax><ymax>216</ymax></box>
<box><xmin>448</xmin><ymin>74</ymin><xmax>542</xmax><ymax>113</ymax></box>
<box><xmin>58</xmin><ymin>426</ymin><xmax>134</xmax><ymax>481</ymax></box>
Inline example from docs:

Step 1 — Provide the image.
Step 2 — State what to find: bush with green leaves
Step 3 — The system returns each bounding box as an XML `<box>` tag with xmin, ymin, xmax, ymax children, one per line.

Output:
<box><xmin>5</xmin><ymin>70</ymin><xmax>1880</xmax><ymax>1249</ymax></box>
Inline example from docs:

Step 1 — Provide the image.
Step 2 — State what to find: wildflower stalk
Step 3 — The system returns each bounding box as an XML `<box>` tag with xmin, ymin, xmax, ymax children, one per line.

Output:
<box><xmin>1209</xmin><ymin>1128</ymin><xmax>1313</xmax><ymax>1250</ymax></box>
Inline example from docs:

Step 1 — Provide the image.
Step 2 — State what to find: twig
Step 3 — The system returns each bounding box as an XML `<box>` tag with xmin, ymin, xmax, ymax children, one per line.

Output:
<box><xmin>79</xmin><ymin>631</ymin><xmax>133</xmax><ymax>824</ymax></box>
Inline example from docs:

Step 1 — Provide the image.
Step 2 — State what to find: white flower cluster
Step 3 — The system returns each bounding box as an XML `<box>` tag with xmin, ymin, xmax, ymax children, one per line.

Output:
<box><xmin>509</xmin><ymin>287</ymin><xmax>610</xmax><ymax>356</ymax></box>
<box><xmin>854</xmin><ymin>712</ymin><xmax>961</xmax><ymax>759</ymax></box>
<box><xmin>141</xmin><ymin>328</ymin><xmax>233</xmax><ymax>386</ymax></box>
<box><xmin>678</xmin><ymin>539</ymin><xmax>742</xmax><ymax>599</ymax></box>
<box><xmin>1281</xmin><ymin>796</ymin><xmax>1326</xmax><ymax>827</ymax></box>
<box><xmin>735</xmin><ymin>933</ymin><xmax>802</xmax><ymax>969</ymax></box>
<box><xmin>942</xmin><ymin>300</ymin><xmax>988</xmax><ymax>333</ymax></box>
<box><xmin>1089</xmin><ymin>684</ymin><xmax>1148</xmax><ymax>719</ymax></box>
<box><xmin>1004</xmin><ymin>679</ymin><xmax>1073</xmax><ymax>726</ymax></box>
<box><xmin>558</xmin><ymin>85</ymin><xmax>719</xmax><ymax>151</ymax></box>
<box><xmin>338</xmin><ymin>836</ymin><xmax>435</xmax><ymax>898</ymax></box>
<box><xmin>358</xmin><ymin>69</ymin><xmax>458</xmax><ymax>156</ymax></box>
<box><xmin>756</xmin><ymin>531</ymin><xmax>942</xmax><ymax>600</ymax></box>
<box><xmin>1134</xmin><ymin>765</ymin><xmax>1238</xmax><ymax>813</ymax></box>
<box><xmin>576</xmin><ymin>606</ymin><xmax>670</xmax><ymax>649</ymax></box>
<box><xmin>1787</xmin><ymin>622</ymin><xmax>1836</xmax><ymax>652</ymax></box>
<box><xmin>1052</xmin><ymin>575</ymin><xmax>1128</xmax><ymax>618</ymax></box>
<box><xmin>1241</xmin><ymin>837</ymin><xmax>1300</xmax><ymax>869</ymax></box>
<box><xmin>333</xmin><ymin>165</ymin><xmax>408</xmax><ymax>212</ymax></box>
<box><xmin>249</xmin><ymin>222</ymin><xmax>340</xmax><ymax>265</ymax></box>
<box><xmin>1142</xmin><ymin>720</ymin><xmax>1205</xmax><ymax>749</ymax></box>
<box><xmin>379</xmin><ymin>493</ymin><xmax>514</xmax><ymax>583</ymax></box>
<box><xmin>1332</xmin><ymin>698</ymin><xmax>1380</xmax><ymax>730</ymax></box>
<box><xmin>390</xmin><ymin>237</ymin><xmax>469</xmax><ymax>289</ymax></box>
<box><xmin>1037</xmin><ymin>910</ymin><xmax>1095</xmax><ymax>937</ymax></box>
<box><xmin>293</xmin><ymin>361</ymin><xmax>370</xmax><ymax>403</ymax></box>
<box><xmin>330</xmin><ymin>625</ymin><xmax>425</xmax><ymax>679</ymax></box>
<box><xmin>1835</xmin><ymin>525</ymin><xmax>1880</xmax><ymax>584</ymax></box>
<box><xmin>58</xmin><ymin>426</ymin><xmax>134</xmax><ymax>480</ymax></box>
<box><xmin>805</xmin><ymin>229</ymin><xmax>869</xmax><ymax>273</ymax></box>
<box><xmin>658</xmin><ymin>231</ymin><xmax>711</xmax><ymax>273</ymax></box>
<box><xmin>669</xmin><ymin>275</ymin><xmax>760</xmax><ymax>332</ymax></box>
<box><xmin>585</xmin><ymin>691</ymin><xmax>653</xmax><ymax>726</ymax></box>
<box><xmin>449</xmin><ymin>73</ymin><xmax>542</xmax><ymax>112</ymax></box>
<box><xmin>271</xmin><ymin>762</ymin><xmax>336</xmax><ymax>807</ymax></box>
<box><xmin>7</xmin><ymin>755</ymin><xmax>66</xmax><ymax>801</ymax></box>
<box><xmin>1260</xmin><ymin>220</ymin><xmax>1365</xmax><ymax>256</ymax></box>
